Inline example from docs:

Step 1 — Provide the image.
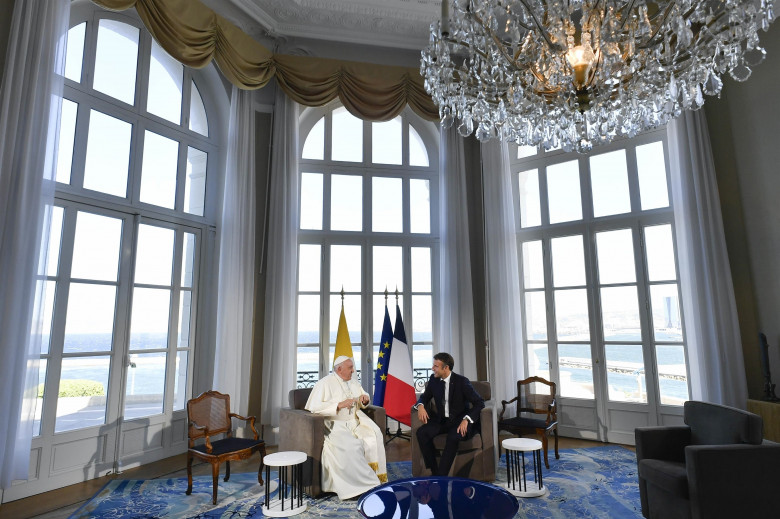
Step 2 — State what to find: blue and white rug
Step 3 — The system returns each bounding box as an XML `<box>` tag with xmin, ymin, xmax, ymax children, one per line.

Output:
<box><xmin>69</xmin><ymin>446</ymin><xmax>642</xmax><ymax>518</ymax></box>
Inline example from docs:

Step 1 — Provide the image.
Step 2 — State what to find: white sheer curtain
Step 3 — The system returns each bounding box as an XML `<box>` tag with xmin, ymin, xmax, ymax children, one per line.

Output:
<box><xmin>668</xmin><ymin>110</ymin><xmax>748</xmax><ymax>408</ymax></box>
<box><xmin>480</xmin><ymin>140</ymin><xmax>525</xmax><ymax>407</ymax></box>
<box><xmin>260</xmin><ymin>88</ymin><xmax>299</xmax><ymax>445</ymax></box>
<box><xmin>0</xmin><ymin>0</ymin><xmax>69</xmax><ymax>487</ymax></box>
<box><xmin>212</xmin><ymin>86</ymin><xmax>256</xmax><ymax>416</ymax></box>
<box><xmin>437</xmin><ymin>127</ymin><xmax>477</xmax><ymax>380</ymax></box>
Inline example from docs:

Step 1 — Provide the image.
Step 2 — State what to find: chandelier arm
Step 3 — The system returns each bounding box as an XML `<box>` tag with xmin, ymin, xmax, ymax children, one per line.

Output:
<box><xmin>639</xmin><ymin>1</ymin><xmax>680</xmax><ymax>49</ymax></box>
<box><xmin>616</xmin><ymin>0</ymin><xmax>639</xmax><ymax>33</ymax></box>
<box><xmin>512</xmin><ymin>0</ymin><xmax>561</xmax><ymax>51</ymax></box>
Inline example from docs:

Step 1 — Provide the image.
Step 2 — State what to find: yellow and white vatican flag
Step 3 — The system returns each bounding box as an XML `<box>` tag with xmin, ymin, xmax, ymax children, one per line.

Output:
<box><xmin>333</xmin><ymin>305</ymin><xmax>354</xmax><ymax>367</ymax></box>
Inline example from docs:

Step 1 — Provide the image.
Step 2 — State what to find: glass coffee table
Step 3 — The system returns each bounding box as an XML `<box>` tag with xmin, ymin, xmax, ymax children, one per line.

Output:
<box><xmin>357</xmin><ymin>477</ymin><xmax>519</xmax><ymax>519</ymax></box>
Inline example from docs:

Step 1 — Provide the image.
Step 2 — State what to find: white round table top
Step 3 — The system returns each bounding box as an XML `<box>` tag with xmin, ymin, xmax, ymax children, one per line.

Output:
<box><xmin>263</xmin><ymin>450</ymin><xmax>307</xmax><ymax>467</ymax></box>
<box><xmin>502</xmin><ymin>437</ymin><xmax>543</xmax><ymax>452</ymax></box>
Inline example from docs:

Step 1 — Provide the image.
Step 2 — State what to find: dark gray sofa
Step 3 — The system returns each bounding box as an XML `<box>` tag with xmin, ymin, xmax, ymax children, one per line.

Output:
<box><xmin>635</xmin><ymin>400</ymin><xmax>780</xmax><ymax>519</ymax></box>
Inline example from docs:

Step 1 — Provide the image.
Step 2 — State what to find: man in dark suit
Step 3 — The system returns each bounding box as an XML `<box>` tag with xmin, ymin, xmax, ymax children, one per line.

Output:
<box><xmin>413</xmin><ymin>352</ymin><xmax>485</xmax><ymax>477</ymax></box>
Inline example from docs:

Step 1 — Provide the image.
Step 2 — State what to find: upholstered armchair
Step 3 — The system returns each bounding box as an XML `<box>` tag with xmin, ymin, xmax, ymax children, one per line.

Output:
<box><xmin>410</xmin><ymin>380</ymin><xmax>496</xmax><ymax>481</ymax></box>
<box><xmin>635</xmin><ymin>400</ymin><xmax>780</xmax><ymax>519</ymax></box>
<box><xmin>279</xmin><ymin>387</ymin><xmax>387</xmax><ymax>498</ymax></box>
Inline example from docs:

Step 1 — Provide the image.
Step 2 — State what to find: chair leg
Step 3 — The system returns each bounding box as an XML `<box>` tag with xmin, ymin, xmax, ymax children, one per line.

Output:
<box><xmin>554</xmin><ymin>426</ymin><xmax>560</xmax><ymax>459</ymax></box>
<box><xmin>258</xmin><ymin>445</ymin><xmax>266</xmax><ymax>486</ymax></box>
<box><xmin>540</xmin><ymin>430</ymin><xmax>550</xmax><ymax>469</ymax></box>
<box><xmin>224</xmin><ymin>460</ymin><xmax>231</xmax><ymax>482</ymax></box>
<box><xmin>211</xmin><ymin>462</ymin><xmax>220</xmax><ymax>505</ymax></box>
<box><xmin>186</xmin><ymin>452</ymin><xmax>193</xmax><ymax>496</ymax></box>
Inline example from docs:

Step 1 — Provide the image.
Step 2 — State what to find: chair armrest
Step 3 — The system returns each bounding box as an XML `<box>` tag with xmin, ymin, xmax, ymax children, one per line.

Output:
<box><xmin>635</xmin><ymin>425</ymin><xmax>690</xmax><ymax>463</ymax></box>
<box><xmin>499</xmin><ymin>397</ymin><xmax>519</xmax><ymax>421</ymax></box>
<box><xmin>686</xmin><ymin>443</ymin><xmax>780</xmax><ymax>519</ymax></box>
<box><xmin>279</xmin><ymin>407</ymin><xmax>325</xmax><ymax>457</ymax></box>
<box><xmin>363</xmin><ymin>405</ymin><xmax>386</xmax><ymax>434</ymax></box>
<box><xmin>229</xmin><ymin>413</ymin><xmax>259</xmax><ymax>440</ymax></box>
<box><xmin>189</xmin><ymin>421</ymin><xmax>213</xmax><ymax>452</ymax></box>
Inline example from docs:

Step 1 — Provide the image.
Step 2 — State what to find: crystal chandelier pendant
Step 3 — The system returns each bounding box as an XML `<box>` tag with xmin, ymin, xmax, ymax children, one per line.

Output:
<box><xmin>420</xmin><ymin>0</ymin><xmax>778</xmax><ymax>152</ymax></box>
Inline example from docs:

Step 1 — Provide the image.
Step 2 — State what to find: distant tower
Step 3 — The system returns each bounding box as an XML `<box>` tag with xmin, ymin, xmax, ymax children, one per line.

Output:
<box><xmin>664</xmin><ymin>296</ymin><xmax>673</xmax><ymax>328</ymax></box>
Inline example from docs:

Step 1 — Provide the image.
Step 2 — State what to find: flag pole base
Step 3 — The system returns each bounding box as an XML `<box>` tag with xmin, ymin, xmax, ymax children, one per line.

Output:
<box><xmin>384</xmin><ymin>418</ymin><xmax>410</xmax><ymax>445</ymax></box>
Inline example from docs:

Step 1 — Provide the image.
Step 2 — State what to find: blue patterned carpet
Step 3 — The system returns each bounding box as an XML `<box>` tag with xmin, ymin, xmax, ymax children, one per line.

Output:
<box><xmin>69</xmin><ymin>446</ymin><xmax>642</xmax><ymax>518</ymax></box>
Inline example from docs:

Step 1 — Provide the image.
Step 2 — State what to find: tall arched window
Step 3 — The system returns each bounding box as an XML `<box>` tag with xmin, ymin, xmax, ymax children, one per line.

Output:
<box><xmin>296</xmin><ymin>103</ymin><xmax>439</xmax><ymax>392</ymax></box>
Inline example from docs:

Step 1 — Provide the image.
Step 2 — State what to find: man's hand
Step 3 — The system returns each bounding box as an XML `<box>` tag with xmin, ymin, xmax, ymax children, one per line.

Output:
<box><xmin>338</xmin><ymin>398</ymin><xmax>355</xmax><ymax>410</ymax></box>
<box><xmin>360</xmin><ymin>394</ymin><xmax>369</xmax><ymax>405</ymax></box>
<box><xmin>457</xmin><ymin>418</ymin><xmax>469</xmax><ymax>437</ymax></box>
<box><xmin>417</xmin><ymin>404</ymin><xmax>429</xmax><ymax>424</ymax></box>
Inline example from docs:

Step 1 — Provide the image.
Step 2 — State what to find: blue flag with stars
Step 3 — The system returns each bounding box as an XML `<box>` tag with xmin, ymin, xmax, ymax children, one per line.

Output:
<box><xmin>372</xmin><ymin>305</ymin><xmax>394</xmax><ymax>406</ymax></box>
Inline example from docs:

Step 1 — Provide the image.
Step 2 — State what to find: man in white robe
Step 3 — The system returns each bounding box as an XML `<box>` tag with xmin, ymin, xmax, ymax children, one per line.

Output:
<box><xmin>305</xmin><ymin>356</ymin><xmax>387</xmax><ymax>499</ymax></box>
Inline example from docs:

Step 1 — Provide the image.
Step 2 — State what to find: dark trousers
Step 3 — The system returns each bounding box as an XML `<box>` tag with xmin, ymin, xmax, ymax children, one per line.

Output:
<box><xmin>416</xmin><ymin>416</ymin><xmax>475</xmax><ymax>476</ymax></box>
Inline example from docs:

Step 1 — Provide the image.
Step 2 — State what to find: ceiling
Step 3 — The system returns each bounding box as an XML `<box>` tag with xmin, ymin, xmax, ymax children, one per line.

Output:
<box><xmin>207</xmin><ymin>0</ymin><xmax>441</xmax><ymax>51</ymax></box>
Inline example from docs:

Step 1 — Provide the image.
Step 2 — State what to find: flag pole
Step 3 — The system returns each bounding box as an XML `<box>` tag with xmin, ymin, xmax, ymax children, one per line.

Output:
<box><xmin>385</xmin><ymin>285</ymin><xmax>410</xmax><ymax>444</ymax></box>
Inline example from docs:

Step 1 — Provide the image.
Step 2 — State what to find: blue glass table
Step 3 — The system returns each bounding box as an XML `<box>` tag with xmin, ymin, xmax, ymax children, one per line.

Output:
<box><xmin>357</xmin><ymin>477</ymin><xmax>519</xmax><ymax>519</ymax></box>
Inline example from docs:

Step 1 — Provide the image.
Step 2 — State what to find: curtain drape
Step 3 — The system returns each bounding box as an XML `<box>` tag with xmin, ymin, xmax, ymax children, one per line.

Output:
<box><xmin>480</xmin><ymin>140</ymin><xmax>525</xmax><ymax>409</ymax></box>
<box><xmin>668</xmin><ymin>110</ymin><xmax>748</xmax><ymax>408</ymax></box>
<box><xmin>90</xmin><ymin>0</ymin><xmax>437</xmax><ymax>121</ymax></box>
<box><xmin>437</xmin><ymin>127</ymin><xmax>477</xmax><ymax>380</ymax></box>
<box><xmin>0</xmin><ymin>0</ymin><xmax>69</xmax><ymax>487</ymax></box>
<box><xmin>212</xmin><ymin>86</ymin><xmax>256</xmax><ymax>416</ymax></box>
<box><xmin>260</xmin><ymin>88</ymin><xmax>300</xmax><ymax>445</ymax></box>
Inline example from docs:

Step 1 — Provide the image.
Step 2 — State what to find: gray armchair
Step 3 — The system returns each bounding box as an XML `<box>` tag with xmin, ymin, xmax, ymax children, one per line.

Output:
<box><xmin>410</xmin><ymin>380</ymin><xmax>496</xmax><ymax>481</ymax></box>
<box><xmin>279</xmin><ymin>387</ymin><xmax>386</xmax><ymax>498</ymax></box>
<box><xmin>635</xmin><ymin>400</ymin><xmax>780</xmax><ymax>519</ymax></box>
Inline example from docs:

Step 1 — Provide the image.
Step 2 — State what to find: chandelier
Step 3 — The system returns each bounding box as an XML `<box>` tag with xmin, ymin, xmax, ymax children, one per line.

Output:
<box><xmin>421</xmin><ymin>0</ymin><xmax>776</xmax><ymax>151</ymax></box>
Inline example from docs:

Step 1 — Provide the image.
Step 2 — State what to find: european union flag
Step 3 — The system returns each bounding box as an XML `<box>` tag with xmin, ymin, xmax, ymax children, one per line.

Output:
<box><xmin>372</xmin><ymin>304</ymin><xmax>393</xmax><ymax>406</ymax></box>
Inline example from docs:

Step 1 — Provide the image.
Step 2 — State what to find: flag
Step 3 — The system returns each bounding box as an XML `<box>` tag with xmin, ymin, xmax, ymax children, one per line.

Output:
<box><xmin>373</xmin><ymin>305</ymin><xmax>394</xmax><ymax>406</ymax></box>
<box><xmin>333</xmin><ymin>306</ymin><xmax>353</xmax><ymax>365</ymax></box>
<box><xmin>383</xmin><ymin>305</ymin><xmax>416</xmax><ymax>426</ymax></box>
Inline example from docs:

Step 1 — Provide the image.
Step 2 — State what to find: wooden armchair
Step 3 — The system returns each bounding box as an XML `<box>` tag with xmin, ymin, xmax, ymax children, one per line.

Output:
<box><xmin>498</xmin><ymin>376</ymin><xmax>559</xmax><ymax>468</ymax></box>
<box><xmin>186</xmin><ymin>390</ymin><xmax>266</xmax><ymax>505</ymax></box>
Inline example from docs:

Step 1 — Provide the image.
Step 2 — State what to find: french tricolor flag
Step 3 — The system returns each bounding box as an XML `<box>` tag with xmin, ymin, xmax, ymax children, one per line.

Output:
<box><xmin>383</xmin><ymin>305</ymin><xmax>416</xmax><ymax>426</ymax></box>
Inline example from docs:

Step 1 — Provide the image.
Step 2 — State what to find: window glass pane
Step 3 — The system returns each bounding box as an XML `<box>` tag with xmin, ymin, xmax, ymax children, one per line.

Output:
<box><xmin>650</xmin><ymin>284</ymin><xmax>683</xmax><ymax>341</ymax></box>
<box><xmin>558</xmin><ymin>343</ymin><xmax>594</xmax><ymax>398</ymax></box>
<box><xmin>517</xmin><ymin>145</ymin><xmax>537</xmax><ymax>159</ymax></box>
<box><xmin>135</xmin><ymin>224</ymin><xmax>174</xmax><ymax>285</ymax></box>
<box><xmin>410</xmin><ymin>179</ymin><xmax>431</xmax><ymax>234</ymax></box>
<box><xmin>332</xmin><ymin>107</ymin><xmax>362</xmax><ymax>162</ymax></box>
<box><xmin>373</xmin><ymin>295</ymin><xmax>404</xmax><ymax>343</ymax></box>
<box><xmin>181</xmin><ymin>232</ymin><xmax>196</xmax><ymax>288</ymax></box>
<box><xmin>637</xmin><ymin>142</ymin><xmax>669</xmax><ymax>210</ymax></box>
<box><xmin>93</xmin><ymin>19</ymin><xmax>138</xmax><ymax>105</ymax></box>
<box><xmin>46</xmin><ymin>206</ymin><xmax>65</xmax><ymax>276</ymax></box>
<box><xmin>63</xmin><ymin>284</ymin><xmax>116</xmax><ymax>353</ymax></box>
<box><xmin>330</xmin><ymin>245</ymin><xmax>361</xmax><ymax>292</ymax></box>
<box><xmin>554</xmin><ymin>289</ymin><xmax>590</xmax><ymax>339</ymax></box>
<box><xmin>551</xmin><ymin>235</ymin><xmax>585</xmax><ymax>287</ymax></box>
<box><xmin>372</xmin><ymin>118</ymin><xmax>402</xmax><ymax>165</ymax></box>
<box><xmin>128</xmin><ymin>287</ymin><xmax>170</xmax><ymax>350</ymax></box>
<box><xmin>56</xmin><ymin>99</ymin><xmax>78</xmax><ymax>184</ymax></box>
<box><xmin>297</xmin><ymin>294</ymin><xmax>320</xmax><ymax>344</ymax></box>
<box><xmin>297</xmin><ymin>346</ymin><xmax>319</xmax><ymax>387</ymax></box>
<box><xmin>527</xmin><ymin>343</ymin><xmax>549</xmax><ymax>380</ymax></box>
<box><xmin>124</xmin><ymin>352</ymin><xmax>165</xmax><ymax>419</ymax></box>
<box><xmin>83</xmin><ymin>110</ymin><xmax>131</xmax><ymax>197</ymax></box>
<box><xmin>140</xmin><ymin>130</ymin><xmax>178</xmax><ymax>209</ymax></box>
<box><xmin>645</xmin><ymin>224</ymin><xmax>677</xmax><ymax>281</ymax></box>
<box><xmin>547</xmin><ymin>160</ymin><xmax>582</xmax><ymax>224</ymax></box>
<box><xmin>601</xmin><ymin>286</ymin><xmax>641</xmax><ymax>341</ymax></box>
<box><xmin>412</xmin><ymin>295</ymin><xmax>433</xmax><ymax>343</ymax></box>
<box><xmin>302</xmin><ymin>118</ymin><xmax>324</xmax><ymax>160</ymax></box>
<box><xmin>413</xmin><ymin>342</ymin><xmax>431</xmax><ymax>374</ymax></box>
<box><xmin>64</xmin><ymin>22</ymin><xmax>86</xmax><ymax>82</ymax></box>
<box><xmin>373</xmin><ymin>246</ymin><xmax>402</xmax><ymax>292</ymax></box>
<box><xmin>521</xmin><ymin>240</ymin><xmax>544</xmax><ymax>289</ymax></box>
<box><xmin>590</xmin><ymin>150</ymin><xmax>631</xmax><ymax>217</ymax></box>
<box><xmin>177</xmin><ymin>290</ymin><xmax>192</xmax><ymax>348</ymax></box>
<box><xmin>39</xmin><ymin>281</ymin><xmax>57</xmax><ymax>355</ymax></box>
<box><xmin>185</xmin><ymin>147</ymin><xmax>207</xmax><ymax>216</ymax></box>
<box><xmin>71</xmin><ymin>212</ymin><xmax>122</xmax><ymax>282</ymax></box>
<box><xmin>299</xmin><ymin>244</ymin><xmax>321</xmax><ymax>291</ymax></box>
<box><xmin>524</xmin><ymin>291</ymin><xmax>547</xmax><ymax>340</ymax></box>
<box><xmin>147</xmin><ymin>40</ymin><xmax>182</xmax><ymax>124</ymax></box>
<box><xmin>173</xmin><ymin>350</ymin><xmax>188</xmax><ymax>410</ymax></box>
<box><xmin>189</xmin><ymin>81</ymin><xmax>208</xmax><ymax>136</ymax></box>
<box><xmin>656</xmin><ymin>345</ymin><xmax>689</xmax><ymax>405</ymax></box>
<box><xmin>55</xmin><ymin>356</ymin><xmax>110</xmax><ymax>432</ymax></box>
<box><xmin>518</xmin><ymin>169</ymin><xmax>541</xmax><ymax>228</ymax></box>
<box><xmin>331</xmin><ymin>175</ymin><xmax>362</xmax><ymax>231</ymax></box>
<box><xmin>372</xmin><ymin>177</ymin><xmax>402</xmax><ymax>232</ymax></box>
<box><xmin>300</xmin><ymin>173</ymin><xmax>323</xmax><ymax>230</ymax></box>
<box><xmin>409</xmin><ymin>125</ymin><xmax>429</xmax><ymax>167</ymax></box>
<box><xmin>330</xmin><ymin>294</ymin><xmax>361</xmax><ymax>343</ymax></box>
<box><xmin>411</xmin><ymin>247</ymin><xmax>432</xmax><ymax>292</ymax></box>
<box><xmin>596</xmin><ymin>229</ymin><xmax>636</xmax><ymax>284</ymax></box>
<box><xmin>34</xmin><ymin>359</ymin><xmax>47</xmax><ymax>436</ymax></box>
<box><xmin>605</xmin><ymin>344</ymin><xmax>647</xmax><ymax>403</ymax></box>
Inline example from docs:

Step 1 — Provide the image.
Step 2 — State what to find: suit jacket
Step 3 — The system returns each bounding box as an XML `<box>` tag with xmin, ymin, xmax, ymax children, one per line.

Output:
<box><xmin>416</xmin><ymin>372</ymin><xmax>484</xmax><ymax>424</ymax></box>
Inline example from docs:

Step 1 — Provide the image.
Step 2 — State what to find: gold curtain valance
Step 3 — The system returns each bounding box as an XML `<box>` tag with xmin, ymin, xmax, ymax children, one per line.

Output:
<box><xmin>91</xmin><ymin>0</ymin><xmax>438</xmax><ymax>122</ymax></box>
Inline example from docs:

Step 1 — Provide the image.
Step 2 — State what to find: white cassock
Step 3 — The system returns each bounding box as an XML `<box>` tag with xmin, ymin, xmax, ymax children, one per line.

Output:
<box><xmin>305</xmin><ymin>373</ymin><xmax>387</xmax><ymax>499</ymax></box>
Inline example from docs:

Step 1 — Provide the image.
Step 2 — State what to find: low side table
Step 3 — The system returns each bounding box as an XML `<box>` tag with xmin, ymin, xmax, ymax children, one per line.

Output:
<box><xmin>502</xmin><ymin>438</ymin><xmax>546</xmax><ymax>498</ymax></box>
<box><xmin>262</xmin><ymin>450</ymin><xmax>308</xmax><ymax>517</ymax></box>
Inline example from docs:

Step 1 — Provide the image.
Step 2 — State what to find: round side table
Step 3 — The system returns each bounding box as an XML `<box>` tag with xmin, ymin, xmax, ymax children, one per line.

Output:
<box><xmin>262</xmin><ymin>450</ymin><xmax>308</xmax><ymax>517</ymax></box>
<box><xmin>502</xmin><ymin>438</ymin><xmax>546</xmax><ymax>498</ymax></box>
